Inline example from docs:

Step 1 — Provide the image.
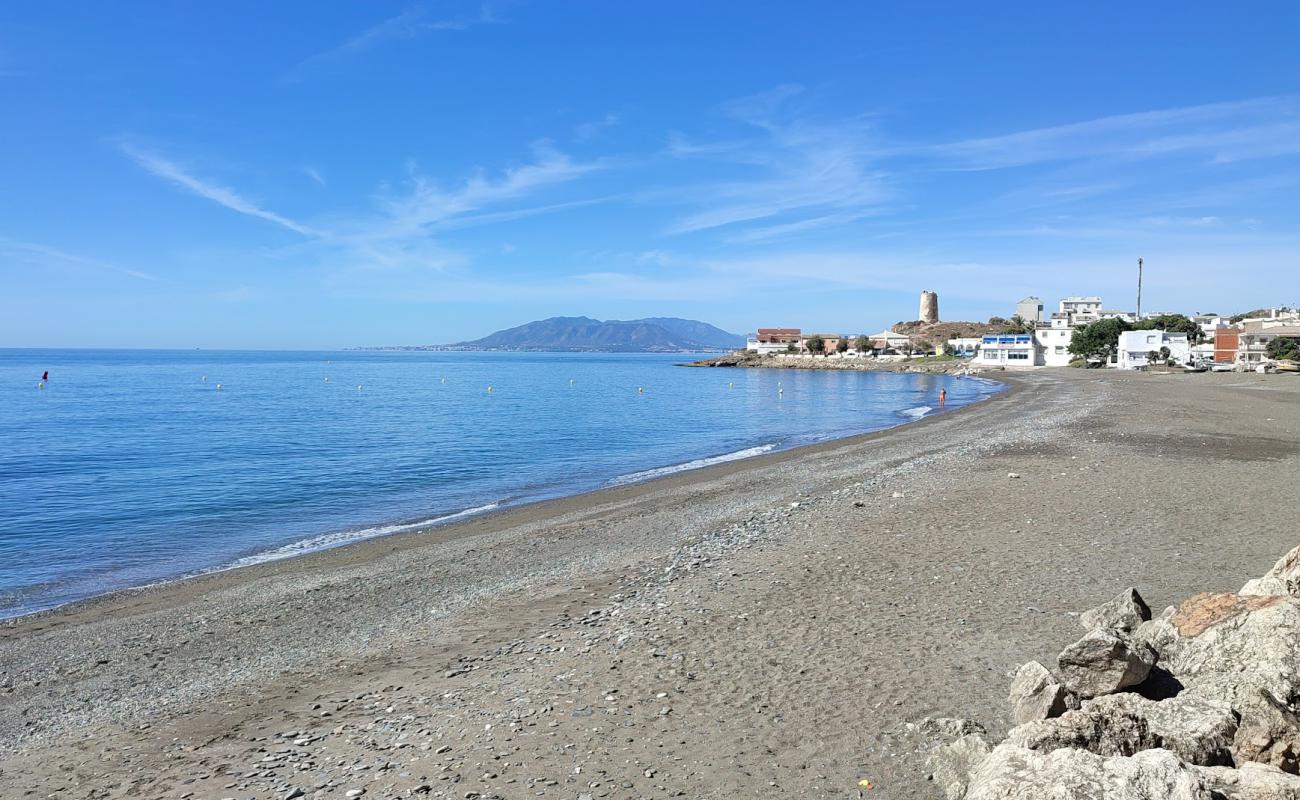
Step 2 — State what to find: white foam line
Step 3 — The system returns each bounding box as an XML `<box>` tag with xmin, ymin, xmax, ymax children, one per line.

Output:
<box><xmin>898</xmin><ymin>405</ymin><xmax>933</xmax><ymax>420</ymax></box>
<box><xmin>606</xmin><ymin>444</ymin><xmax>777</xmax><ymax>487</ymax></box>
<box><xmin>225</xmin><ymin>502</ymin><xmax>502</xmax><ymax>569</ymax></box>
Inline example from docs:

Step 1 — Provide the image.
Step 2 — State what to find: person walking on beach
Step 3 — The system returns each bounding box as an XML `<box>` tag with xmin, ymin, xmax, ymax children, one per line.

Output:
<box><xmin>939</xmin><ymin>387</ymin><xmax>946</xmax><ymax>408</ymax></box>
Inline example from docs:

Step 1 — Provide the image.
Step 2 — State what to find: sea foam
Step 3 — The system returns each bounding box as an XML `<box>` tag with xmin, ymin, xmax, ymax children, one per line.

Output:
<box><xmin>606</xmin><ymin>444</ymin><xmax>777</xmax><ymax>487</ymax></box>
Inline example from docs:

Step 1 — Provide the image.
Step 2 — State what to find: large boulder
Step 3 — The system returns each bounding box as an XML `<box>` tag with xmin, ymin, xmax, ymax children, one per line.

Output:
<box><xmin>1231</xmin><ymin>687</ymin><xmax>1300</xmax><ymax>774</ymax></box>
<box><xmin>1057</xmin><ymin>629</ymin><xmax>1157</xmax><ymax>699</ymax></box>
<box><xmin>1081</xmin><ymin>588</ymin><xmax>1152</xmax><ymax>633</ymax></box>
<box><xmin>1133</xmin><ymin>606</ymin><xmax>1180</xmax><ymax>658</ymax></box>
<box><xmin>928</xmin><ymin>733</ymin><xmax>992</xmax><ymax>800</ymax></box>
<box><xmin>1240</xmin><ymin>545</ymin><xmax>1300</xmax><ymax>598</ymax></box>
<box><xmin>1201</xmin><ymin>761</ymin><xmax>1300</xmax><ymax>800</ymax></box>
<box><xmin>1157</xmin><ymin>592</ymin><xmax>1296</xmax><ymax>688</ymax></box>
<box><xmin>965</xmin><ymin>743</ymin><xmax>1300</xmax><ymax>800</ymax></box>
<box><xmin>1005</xmin><ymin>692</ymin><xmax>1237</xmax><ymax>766</ymax></box>
<box><xmin>965</xmin><ymin>745</ymin><xmax>1212</xmax><ymax>800</ymax></box>
<box><xmin>1008</xmin><ymin>661</ymin><xmax>1074</xmax><ymax>725</ymax></box>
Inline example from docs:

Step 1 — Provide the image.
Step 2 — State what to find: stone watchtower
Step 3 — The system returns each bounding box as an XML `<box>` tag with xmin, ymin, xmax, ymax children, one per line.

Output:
<box><xmin>919</xmin><ymin>290</ymin><xmax>939</xmax><ymax>324</ymax></box>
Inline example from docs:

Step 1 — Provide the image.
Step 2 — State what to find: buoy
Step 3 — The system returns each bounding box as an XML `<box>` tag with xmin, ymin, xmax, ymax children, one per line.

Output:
<box><xmin>201</xmin><ymin>375</ymin><xmax>207</xmax><ymax>382</ymax></box>
<box><xmin>638</xmin><ymin>386</ymin><xmax>644</xmax><ymax>393</ymax></box>
<box><xmin>324</xmin><ymin>377</ymin><xmax>330</xmax><ymax>382</ymax></box>
<box><xmin>778</xmin><ymin>387</ymin><xmax>784</xmax><ymax>395</ymax></box>
<box><xmin>38</xmin><ymin>382</ymin><xmax>44</xmax><ymax>390</ymax></box>
<box><xmin>487</xmin><ymin>385</ymin><xmax>493</xmax><ymax>393</ymax></box>
<box><xmin>216</xmin><ymin>383</ymin><xmax>223</xmax><ymax>390</ymax></box>
<box><xmin>569</xmin><ymin>379</ymin><xmax>575</xmax><ymax>386</ymax></box>
<box><xmin>357</xmin><ymin>384</ymin><xmax>363</xmax><ymax>391</ymax></box>
<box><xmin>728</xmin><ymin>382</ymin><xmax>733</xmax><ymax>389</ymax></box>
<box><xmin>441</xmin><ymin>377</ymin><xmax>447</xmax><ymax>384</ymax></box>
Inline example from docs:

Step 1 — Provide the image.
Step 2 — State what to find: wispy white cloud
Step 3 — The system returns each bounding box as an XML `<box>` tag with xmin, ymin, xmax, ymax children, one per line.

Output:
<box><xmin>282</xmin><ymin>3</ymin><xmax>500</xmax><ymax>82</ymax></box>
<box><xmin>575</xmin><ymin>113</ymin><xmax>622</xmax><ymax>141</ymax></box>
<box><xmin>121</xmin><ymin>143</ymin><xmax>320</xmax><ymax>237</ymax></box>
<box><xmin>366</xmin><ymin>143</ymin><xmax>607</xmax><ymax>239</ymax></box>
<box><xmin>928</xmin><ymin>95</ymin><xmax>1300</xmax><ymax>170</ymax></box>
<box><xmin>303</xmin><ymin>166</ymin><xmax>327</xmax><ymax>187</ymax></box>
<box><xmin>662</xmin><ymin>85</ymin><xmax>891</xmax><ymax>238</ymax></box>
<box><xmin>1</xmin><ymin>237</ymin><xmax>160</xmax><ymax>281</ymax></box>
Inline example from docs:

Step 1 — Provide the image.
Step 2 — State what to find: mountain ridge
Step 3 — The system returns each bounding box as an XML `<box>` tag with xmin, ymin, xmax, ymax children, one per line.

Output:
<box><xmin>448</xmin><ymin>316</ymin><xmax>745</xmax><ymax>352</ymax></box>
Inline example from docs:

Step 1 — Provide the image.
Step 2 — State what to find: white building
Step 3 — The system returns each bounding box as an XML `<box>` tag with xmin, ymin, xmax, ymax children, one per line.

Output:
<box><xmin>1059</xmin><ymin>296</ymin><xmax>1103</xmax><ymax>324</ymax></box>
<box><xmin>1116</xmin><ymin>330</ymin><xmax>1190</xmax><ymax>370</ymax></box>
<box><xmin>947</xmin><ymin>337</ymin><xmax>982</xmax><ymax>357</ymax></box>
<box><xmin>1016</xmin><ymin>296</ymin><xmax>1044</xmax><ymax>324</ymax></box>
<box><xmin>1098</xmin><ymin>310</ymin><xmax>1137</xmax><ymax>323</ymax></box>
<box><xmin>1192</xmin><ymin>314</ymin><xmax>1225</xmax><ymax>340</ymax></box>
<box><xmin>975</xmin><ymin>333</ymin><xmax>1036</xmax><ymax>367</ymax></box>
<box><xmin>1034</xmin><ymin>317</ymin><xmax>1075</xmax><ymax>367</ymax></box>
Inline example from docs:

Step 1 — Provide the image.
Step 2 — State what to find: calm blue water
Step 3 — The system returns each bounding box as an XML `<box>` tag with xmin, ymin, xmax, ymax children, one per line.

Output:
<box><xmin>0</xmin><ymin>349</ymin><xmax>1002</xmax><ymax>617</ymax></box>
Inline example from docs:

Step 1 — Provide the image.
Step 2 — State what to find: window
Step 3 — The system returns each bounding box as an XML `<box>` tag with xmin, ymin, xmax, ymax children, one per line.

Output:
<box><xmin>1055</xmin><ymin>346</ymin><xmax>1065</xmax><ymax>354</ymax></box>
<box><xmin>1008</xmin><ymin>351</ymin><xmax>1030</xmax><ymax>360</ymax></box>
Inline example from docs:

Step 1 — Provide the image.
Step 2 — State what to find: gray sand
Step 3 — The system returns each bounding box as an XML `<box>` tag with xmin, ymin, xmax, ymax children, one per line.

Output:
<box><xmin>1</xmin><ymin>370</ymin><xmax>1297</xmax><ymax>799</ymax></box>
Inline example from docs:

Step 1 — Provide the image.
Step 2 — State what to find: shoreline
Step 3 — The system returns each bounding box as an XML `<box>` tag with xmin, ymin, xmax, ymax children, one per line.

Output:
<box><xmin>685</xmin><ymin>349</ymin><xmax>988</xmax><ymax>373</ymax></box>
<box><xmin>5</xmin><ymin>370</ymin><xmax>1297</xmax><ymax>799</ymax></box>
<box><xmin>2</xmin><ymin>372</ymin><xmax>1007</xmax><ymax>627</ymax></box>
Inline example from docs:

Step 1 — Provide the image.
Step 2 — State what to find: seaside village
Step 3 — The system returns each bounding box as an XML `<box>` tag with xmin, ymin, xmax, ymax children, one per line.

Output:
<box><xmin>745</xmin><ymin>289</ymin><xmax>1300</xmax><ymax>373</ymax></box>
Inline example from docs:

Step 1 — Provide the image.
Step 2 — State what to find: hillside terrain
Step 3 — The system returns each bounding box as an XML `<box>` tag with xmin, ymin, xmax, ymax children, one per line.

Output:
<box><xmin>891</xmin><ymin>319</ymin><xmax>1006</xmax><ymax>344</ymax></box>
<box><xmin>445</xmin><ymin>316</ymin><xmax>744</xmax><ymax>352</ymax></box>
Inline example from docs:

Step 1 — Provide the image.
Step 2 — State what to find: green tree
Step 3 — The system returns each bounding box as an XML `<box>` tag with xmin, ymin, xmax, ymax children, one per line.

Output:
<box><xmin>853</xmin><ymin>335</ymin><xmax>870</xmax><ymax>353</ymax></box>
<box><xmin>1266</xmin><ymin>336</ymin><xmax>1300</xmax><ymax>360</ymax></box>
<box><xmin>806</xmin><ymin>335</ymin><xmax>825</xmax><ymax>354</ymax></box>
<box><xmin>1006</xmin><ymin>314</ymin><xmax>1035</xmax><ymax>334</ymax></box>
<box><xmin>1135</xmin><ymin>314</ymin><xmax>1204</xmax><ymax>345</ymax></box>
<box><xmin>785</xmin><ymin>342</ymin><xmax>798</xmax><ymax>353</ymax></box>
<box><xmin>836</xmin><ymin>337</ymin><xmax>850</xmax><ymax>354</ymax></box>
<box><xmin>1069</xmin><ymin>318</ymin><xmax>1132</xmax><ymax>364</ymax></box>
<box><xmin>1159</xmin><ymin>345</ymin><xmax>1172</xmax><ymax>365</ymax></box>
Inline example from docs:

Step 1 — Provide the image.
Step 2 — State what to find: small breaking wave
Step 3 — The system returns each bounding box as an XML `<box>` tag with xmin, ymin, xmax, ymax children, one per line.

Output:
<box><xmin>607</xmin><ymin>444</ymin><xmax>778</xmax><ymax>487</ymax></box>
<box><xmin>898</xmin><ymin>405</ymin><xmax>933</xmax><ymax>420</ymax></box>
<box><xmin>224</xmin><ymin>502</ymin><xmax>503</xmax><ymax>569</ymax></box>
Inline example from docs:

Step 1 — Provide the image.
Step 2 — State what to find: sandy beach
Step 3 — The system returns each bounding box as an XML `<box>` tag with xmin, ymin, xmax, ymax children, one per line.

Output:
<box><xmin>2</xmin><ymin>369</ymin><xmax>1298</xmax><ymax>799</ymax></box>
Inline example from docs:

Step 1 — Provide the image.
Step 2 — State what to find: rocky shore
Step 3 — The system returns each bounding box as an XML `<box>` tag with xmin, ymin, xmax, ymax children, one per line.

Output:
<box><xmin>925</xmin><ymin>548</ymin><xmax>1300</xmax><ymax>799</ymax></box>
<box><xmin>686</xmin><ymin>350</ymin><xmax>982</xmax><ymax>374</ymax></box>
<box><xmin>1</xmin><ymin>370</ymin><xmax>1297</xmax><ymax>799</ymax></box>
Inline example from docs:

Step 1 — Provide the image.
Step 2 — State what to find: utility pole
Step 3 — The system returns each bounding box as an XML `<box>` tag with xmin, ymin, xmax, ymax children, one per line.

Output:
<box><xmin>1136</xmin><ymin>257</ymin><xmax>1143</xmax><ymax>319</ymax></box>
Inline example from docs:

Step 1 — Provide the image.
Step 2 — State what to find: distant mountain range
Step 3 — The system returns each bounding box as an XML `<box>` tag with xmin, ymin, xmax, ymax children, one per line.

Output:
<box><xmin>435</xmin><ymin>316</ymin><xmax>745</xmax><ymax>352</ymax></box>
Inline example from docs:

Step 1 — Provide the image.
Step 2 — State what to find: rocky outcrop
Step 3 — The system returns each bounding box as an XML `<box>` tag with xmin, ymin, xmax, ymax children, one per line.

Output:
<box><xmin>965</xmin><ymin>745</ymin><xmax>1300</xmax><ymax>800</ymax></box>
<box><xmin>1008</xmin><ymin>661</ymin><xmax>1074</xmax><ymax>725</ymax></box>
<box><xmin>1057</xmin><ymin>628</ymin><xmax>1156</xmax><ymax>698</ymax></box>
<box><xmin>1239</xmin><ymin>544</ymin><xmax>1300</xmax><ymax>598</ymax></box>
<box><xmin>1080</xmin><ymin>587</ymin><xmax>1152</xmax><ymax>633</ymax></box>
<box><xmin>924</xmin><ymin>545</ymin><xmax>1300</xmax><ymax>799</ymax></box>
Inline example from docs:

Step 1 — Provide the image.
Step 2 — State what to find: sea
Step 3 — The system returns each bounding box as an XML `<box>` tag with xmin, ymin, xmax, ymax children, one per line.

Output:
<box><xmin>0</xmin><ymin>349</ymin><xmax>1003</xmax><ymax>618</ymax></box>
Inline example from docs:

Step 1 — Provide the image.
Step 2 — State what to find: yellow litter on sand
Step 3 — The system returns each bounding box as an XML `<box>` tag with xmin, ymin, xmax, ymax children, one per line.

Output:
<box><xmin>857</xmin><ymin>778</ymin><xmax>874</xmax><ymax>789</ymax></box>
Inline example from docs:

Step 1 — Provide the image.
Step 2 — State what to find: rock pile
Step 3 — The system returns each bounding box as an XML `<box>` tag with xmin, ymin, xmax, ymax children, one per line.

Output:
<box><xmin>928</xmin><ymin>545</ymin><xmax>1300</xmax><ymax>799</ymax></box>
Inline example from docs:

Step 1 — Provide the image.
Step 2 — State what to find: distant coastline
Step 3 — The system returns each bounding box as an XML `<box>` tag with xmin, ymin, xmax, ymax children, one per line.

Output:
<box><xmin>349</xmin><ymin>344</ymin><xmax>736</xmax><ymax>353</ymax></box>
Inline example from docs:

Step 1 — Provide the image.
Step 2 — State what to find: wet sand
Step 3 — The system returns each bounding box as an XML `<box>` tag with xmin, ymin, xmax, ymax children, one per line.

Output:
<box><xmin>2</xmin><ymin>369</ymin><xmax>1298</xmax><ymax>799</ymax></box>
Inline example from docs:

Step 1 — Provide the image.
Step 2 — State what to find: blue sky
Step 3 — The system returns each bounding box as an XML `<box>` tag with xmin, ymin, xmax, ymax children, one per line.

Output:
<box><xmin>3</xmin><ymin>2</ymin><xmax>1300</xmax><ymax>348</ymax></box>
